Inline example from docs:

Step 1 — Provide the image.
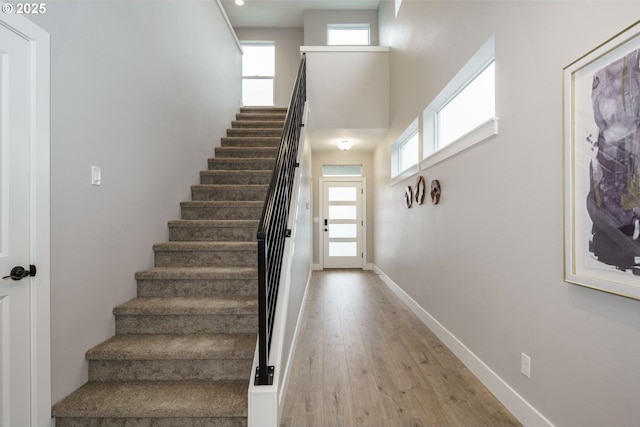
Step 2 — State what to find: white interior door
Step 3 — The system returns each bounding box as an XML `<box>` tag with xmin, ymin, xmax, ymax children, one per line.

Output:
<box><xmin>322</xmin><ymin>180</ymin><xmax>364</xmax><ymax>269</ymax></box>
<box><xmin>0</xmin><ymin>22</ymin><xmax>34</xmax><ymax>427</ymax></box>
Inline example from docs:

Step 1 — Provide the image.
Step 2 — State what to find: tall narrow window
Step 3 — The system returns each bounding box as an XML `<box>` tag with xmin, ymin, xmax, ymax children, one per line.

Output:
<box><xmin>327</xmin><ymin>24</ymin><xmax>370</xmax><ymax>46</ymax></box>
<box><xmin>241</xmin><ymin>42</ymin><xmax>275</xmax><ymax>106</ymax></box>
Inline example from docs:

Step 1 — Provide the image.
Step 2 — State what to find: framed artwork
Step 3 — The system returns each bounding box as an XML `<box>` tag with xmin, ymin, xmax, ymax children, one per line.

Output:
<box><xmin>564</xmin><ymin>20</ymin><xmax>640</xmax><ymax>300</ymax></box>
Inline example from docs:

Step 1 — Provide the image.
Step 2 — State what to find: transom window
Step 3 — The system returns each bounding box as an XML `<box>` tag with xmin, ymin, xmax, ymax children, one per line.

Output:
<box><xmin>422</xmin><ymin>35</ymin><xmax>497</xmax><ymax>169</ymax></box>
<box><xmin>327</xmin><ymin>24</ymin><xmax>370</xmax><ymax>46</ymax></box>
<box><xmin>437</xmin><ymin>61</ymin><xmax>495</xmax><ymax>148</ymax></box>
<box><xmin>322</xmin><ymin>165</ymin><xmax>363</xmax><ymax>177</ymax></box>
<box><xmin>390</xmin><ymin>118</ymin><xmax>420</xmax><ymax>182</ymax></box>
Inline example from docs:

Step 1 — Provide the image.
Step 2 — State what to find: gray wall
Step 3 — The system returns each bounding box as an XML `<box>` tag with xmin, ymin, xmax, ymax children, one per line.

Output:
<box><xmin>236</xmin><ymin>28</ymin><xmax>304</xmax><ymax>108</ymax></box>
<box><xmin>28</xmin><ymin>0</ymin><xmax>242</xmax><ymax>404</ymax></box>
<box><xmin>303</xmin><ymin>9</ymin><xmax>379</xmax><ymax>46</ymax></box>
<box><xmin>374</xmin><ymin>1</ymin><xmax>640</xmax><ymax>426</ymax></box>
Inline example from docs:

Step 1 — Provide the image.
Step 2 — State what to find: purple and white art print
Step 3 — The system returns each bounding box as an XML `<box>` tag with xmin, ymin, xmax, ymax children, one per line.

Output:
<box><xmin>565</xmin><ymin>21</ymin><xmax>640</xmax><ymax>299</ymax></box>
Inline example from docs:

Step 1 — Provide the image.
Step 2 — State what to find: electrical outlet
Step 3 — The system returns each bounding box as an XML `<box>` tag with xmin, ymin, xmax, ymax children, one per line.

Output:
<box><xmin>91</xmin><ymin>166</ymin><xmax>101</xmax><ymax>186</ymax></box>
<box><xmin>521</xmin><ymin>353</ymin><xmax>531</xmax><ymax>379</ymax></box>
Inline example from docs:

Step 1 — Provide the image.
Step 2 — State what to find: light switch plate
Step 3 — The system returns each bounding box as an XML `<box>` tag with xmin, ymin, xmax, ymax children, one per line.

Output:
<box><xmin>91</xmin><ymin>166</ymin><xmax>101</xmax><ymax>186</ymax></box>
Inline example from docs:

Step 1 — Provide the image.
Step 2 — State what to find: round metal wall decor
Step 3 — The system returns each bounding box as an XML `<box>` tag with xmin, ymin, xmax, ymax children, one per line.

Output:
<box><xmin>430</xmin><ymin>179</ymin><xmax>441</xmax><ymax>205</ymax></box>
<box><xmin>404</xmin><ymin>185</ymin><xmax>413</xmax><ymax>208</ymax></box>
<box><xmin>414</xmin><ymin>176</ymin><xmax>426</xmax><ymax>205</ymax></box>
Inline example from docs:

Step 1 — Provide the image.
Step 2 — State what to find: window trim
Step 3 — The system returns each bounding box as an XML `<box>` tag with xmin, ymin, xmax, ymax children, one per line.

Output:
<box><xmin>421</xmin><ymin>35</ymin><xmax>497</xmax><ymax>170</ymax></box>
<box><xmin>326</xmin><ymin>24</ymin><xmax>371</xmax><ymax>46</ymax></box>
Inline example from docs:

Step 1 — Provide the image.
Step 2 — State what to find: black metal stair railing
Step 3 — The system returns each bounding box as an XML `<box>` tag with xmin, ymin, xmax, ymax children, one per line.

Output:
<box><xmin>255</xmin><ymin>53</ymin><xmax>306</xmax><ymax>386</ymax></box>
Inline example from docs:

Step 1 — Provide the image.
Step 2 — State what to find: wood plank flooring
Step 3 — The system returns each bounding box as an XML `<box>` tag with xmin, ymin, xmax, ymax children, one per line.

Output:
<box><xmin>280</xmin><ymin>270</ymin><xmax>522</xmax><ymax>427</ymax></box>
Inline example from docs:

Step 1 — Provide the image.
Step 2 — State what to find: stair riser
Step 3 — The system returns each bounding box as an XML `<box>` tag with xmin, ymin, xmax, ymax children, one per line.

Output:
<box><xmin>221</xmin><ymin>137</ymin><xmax>280</xmax><ymax>148</ymax></box>
<box><xmin>191</xmin><ymin>188</ymin><xmax>267</xmax><ymax>202</ymax></box>
<box><xmin>236</xmin><ymin>113</ymin><xmax>286</xmax><ymax>121</ymax></box>
<box><xmin>214</xmin><ymin>148</ymin><xmax>277</xmax><ymax>158</ymax></box>
<box><xmin>137</xmin><ymin>279</ymin><xmax>257</xmax><ymax>298</ymax></box>
<box><xmin>231</xmin><ymin>121</ymin><xmax>284</xmax><ymax>128</ymax></box>
<box><xmin>55</xmin><ymin>418</ymin><xmax>247</xmax><ymax>427</ymax></box>
<box><xmin>89</xmin><ymin>359</ymin><xmax>253</xmax><ymax>382</ymax></box>
<box><xmin>115</xmin><ymin>315</ymin><xmax>257</xmax><ymax>335</ymax></box>
<box><xmin>240</xmin><ymin>107</ymin><xmax>287</xmax><ymax>114</ymax></box>
<box><xmin>208</xmin><ymin>159</ymin><xmax>274</xmax><ymax>171</ymax></box>
<box><xmin>155</xmin><ymin>250</ymin><xmax>256</xmax><ymax>268</ymax></box>
<box><xmin>181</xmin><ymin>206</ymin><xmax>263</xmax><ymax>221</ymax></box>
<box><xmin>226</xmin><ymin>128</ymin><xmax>282</xmax><ymax>137</ymax></box>
<box><xmin>169</xmin><ymin>227</ymin><xmax>255</xmax><ymax>242</ymax></box>
<box><xmin>200</xmin><ymin>172</ymin><xmax>271</xmax><ymax>185</ymax></box>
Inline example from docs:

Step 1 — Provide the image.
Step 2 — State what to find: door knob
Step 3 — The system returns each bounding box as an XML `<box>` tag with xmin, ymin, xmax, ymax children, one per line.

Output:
<box><xmin>3</xmin><ymin>265</ymin><xmax>36</xmax><ymax>280</ymax></box>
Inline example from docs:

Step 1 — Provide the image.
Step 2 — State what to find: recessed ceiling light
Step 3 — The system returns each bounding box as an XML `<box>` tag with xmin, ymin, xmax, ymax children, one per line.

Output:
<box><xmin>235</xmin><ymin>0</ymin><xmax>244</xmax><ymax>5</ymax></box>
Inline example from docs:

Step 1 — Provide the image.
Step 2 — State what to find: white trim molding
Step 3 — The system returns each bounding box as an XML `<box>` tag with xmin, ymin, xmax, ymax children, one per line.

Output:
<box><xmin>216</xmin><ymin>0</ymin><xmax>243</xmax><ymax>53</ymax></box>
<box><xmin>373</xmin><ymin>265</ymin><xmax>555</xmax><ymax>427</ymax></box>
<box><xmin>0</xmin><ymin>7</ymin><xmax>52</xmax><ymax>426</ymax></box>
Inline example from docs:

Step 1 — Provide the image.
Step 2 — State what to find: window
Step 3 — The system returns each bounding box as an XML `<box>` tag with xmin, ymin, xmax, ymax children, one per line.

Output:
<box><xmin>241</xmin><ymin>42</ymin><xmax>275</xmax><ymax>106</ymax></box>
<box><xmin>327</xmin><ymin>24</ymin><xmax>370</xmax><ymax>46</ymax></box>
<box><xmin>422</xmin><ymin>36</ymin><xmax>497</xmax><ymax>169</ymax></box>
<box><xmin>322</xmin><ymin>165</ymin><xmax>363</xmax><ymax>177</ymax></box>
<box><xmin>399</xmin><ymin>131</ymin><xmax>419</xmax><ymax>172</ymax></box>
<box><xmin>437</xmin><ymin>61</ymin><xmax>495</xmax><ymax>147</ymax></box>
<box><xmin>391</xmin><ymin>118</ymin><xmax>419</xmax><ymax>182</ymax></box>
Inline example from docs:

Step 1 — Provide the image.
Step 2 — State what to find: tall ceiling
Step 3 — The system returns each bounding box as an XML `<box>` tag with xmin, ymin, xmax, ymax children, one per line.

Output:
<box><xmin>220</xmin><ymin>0</ymin><xmax>381</xmax><ymax>28</ymax></box>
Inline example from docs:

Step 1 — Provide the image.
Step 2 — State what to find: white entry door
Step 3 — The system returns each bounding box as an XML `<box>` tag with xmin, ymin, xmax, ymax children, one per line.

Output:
<box><xmin>0</xmin><ymin>21</ymin><xmax>36</xmax><ymax>427</ymax></box>
<box><xmin>322</xmin><ymin>180</ymin><xmax>364</xmax><ymax>269</ymax></box>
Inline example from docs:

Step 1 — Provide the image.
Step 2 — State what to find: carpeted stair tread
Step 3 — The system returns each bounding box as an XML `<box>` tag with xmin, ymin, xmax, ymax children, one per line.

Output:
<box><xmin>180</xmin><ymin>201</ymin><xmax>264</xmax><ymax>221</ymax></box>
<box><xmin>135</xmin><ymin>267</ymin><xmax>258</xmax><ymax>280</ymax></box>
<box><xmin>240</xmin><ymin>106</ymin><xmax>287</xmax><ymax>113</ymax></box>
<box><xmin>86</xmin><ymin>334</ymin><xmax>256</xmax><ymax>361</ymax></box>
<box><xmin>168</xmin><ymin>220</ymin><xmax>259</xmax><ymax>228</ymax></box>
<box><xmin>200</xmin><ymin>170</ymin><xmax>272</xmax><ymax>185</ymax></box>
<box><xmin>208</xmin><ymin>158</ymin><xmax>275</xmax><ymax>171</ymax></box>
<box><xmin>231</xmin><ymin>120</ymin><xmax>285</xmax><ymax>128</ymax></box>
<box><xmin>214</xmin><ymin>147</ymin><xmax>278</xmax><ymax>158</ymax></box>
<box><xmin>153</xmin><ymin>241</ymin><xmax>256</xmax><ymax>251</ymax></box>
<box><xmin>114</xmin><ymin>297</ymin><xmax>257</xmax><ymax>316</ymax></box>
<box><xmin>221</xmin><ymin>136</ymin><xmax>280</xmax><ymax>147</ymax></box>
<box><xmin>226</xmin><ymin>128</ymin><xmax>282</xmax><ymax>137</ymax></box>
<box><xmin>236</xmin><ymin>113</ymin><xmax>286</xmax><ymax>121</ymax></box>
<box><xmin>51</xmin><ymin>381</ymin><xmax>248</xmax><ymax>418</ymax></box>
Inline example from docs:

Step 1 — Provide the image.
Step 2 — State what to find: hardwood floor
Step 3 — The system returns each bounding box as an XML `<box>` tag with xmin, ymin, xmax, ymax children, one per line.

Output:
<box><xmin>280</xmin><ymin>270</ymin><xmax>522</xmax><ymax>427</ymax></box>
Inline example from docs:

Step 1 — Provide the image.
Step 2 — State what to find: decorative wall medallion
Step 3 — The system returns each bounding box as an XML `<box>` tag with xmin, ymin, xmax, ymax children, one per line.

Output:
<box><xmin>404</xmin><ymin>185</ymin><xmax>413</xmax><ymax>208</ymax></box>
<box><xmin>415</xmin><ymin>175</ymin><xmax>426</xmax><ymax>205</ymax></box>
<box><xmin>430</xmin><ymin>179</ymin><xmax>441</xmax><ymax>205</ymax></box>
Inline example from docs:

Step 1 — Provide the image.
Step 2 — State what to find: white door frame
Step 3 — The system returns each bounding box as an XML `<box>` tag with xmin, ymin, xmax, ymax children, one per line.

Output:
<box><xmin>0</xmin><ymin>9</ymin><xmax>51</xmax><ymax>427</ymax></box>
<box><xmin>319</xmin><ymin>177</ymin><xmax>366</xmax><ymax>269</ymax></box>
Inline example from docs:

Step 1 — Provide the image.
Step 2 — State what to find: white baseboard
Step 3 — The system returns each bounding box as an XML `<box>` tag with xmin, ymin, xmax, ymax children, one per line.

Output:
<box><xmin>372</xmin><ymin>265</ymin><xmax>555</xmax><ymax>427</ymax></box>
<box><xmin>312</xmin><ymin>263</ymin><xmax>322</xmax><ymax>271</ymax></box>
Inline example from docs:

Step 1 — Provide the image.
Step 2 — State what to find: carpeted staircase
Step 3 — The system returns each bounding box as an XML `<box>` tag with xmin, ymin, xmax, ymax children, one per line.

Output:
<box><xmin>52</xmin><ymin>107</ymin><xmax>287</xmax><ymax>427</ymax></box>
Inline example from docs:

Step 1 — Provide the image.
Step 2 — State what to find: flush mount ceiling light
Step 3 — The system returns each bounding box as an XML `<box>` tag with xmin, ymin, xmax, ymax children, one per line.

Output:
<box><xmin>337</xmin><ymin>140</ymin><xmax>353</xmax><ymax>151</ymax></box>
<box><xmin>235</xmin><ymin>0</ymin><xmax>244</xmax><ymax>5</ymax></box>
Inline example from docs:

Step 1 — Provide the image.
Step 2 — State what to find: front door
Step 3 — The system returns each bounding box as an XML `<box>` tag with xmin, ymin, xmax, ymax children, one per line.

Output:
<box><xmin>0</xmin><ymin>20</ymin><xmax>36</xmax><ymax>427</ymax></box>
<box><xmin>322</xmin><ymin>180</ymin><xmax>364</xmax><ymax>269</ymax></box>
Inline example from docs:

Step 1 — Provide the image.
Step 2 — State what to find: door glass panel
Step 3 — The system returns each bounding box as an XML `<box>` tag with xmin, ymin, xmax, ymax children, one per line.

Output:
<box><xmin>329</xmin><ymin>224</ymin><xmax>357</xmax><ymax>238</ymax></box>
<box><xmin>329</xmin><ymin>205</ymin><xmax>356</xmax><ymax>220</ymax></box>
<box><xmin>328</xmin><ymin>186</ymin><xmax>357</xmax><ymax>202</ymax></box>
<box><xmin>329</xmin><ymin>242</ymin><xmax>357</xmax><ymax>257</ymax></box>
